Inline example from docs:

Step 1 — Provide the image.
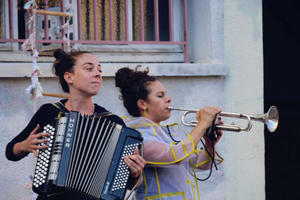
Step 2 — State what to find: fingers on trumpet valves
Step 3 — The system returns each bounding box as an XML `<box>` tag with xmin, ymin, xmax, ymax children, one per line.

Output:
<box><xmin>195</xmin><ymin>106</ymin><xmax>222</xmax><ymax>128</ymax></box>
<box><xmin>201</xmin><ymin>106</ymin><xmax>222</xmax><ymax>117</ymax></box>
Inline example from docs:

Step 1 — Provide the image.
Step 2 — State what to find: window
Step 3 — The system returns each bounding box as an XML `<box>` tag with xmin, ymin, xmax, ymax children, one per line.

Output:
<box><xmin>80</xmin><ymin>0</ymin><xmax>126</xmax><ymax>41</ymax></box>
<box><xmin>0</xmin><ymin>0</ymin><xmax>188</xmax><ymax>62</ymax></box>
<box><xmin>78</xmin><ymin>0</ymin><xmax>177</xmax><ymax>42</ymax></box>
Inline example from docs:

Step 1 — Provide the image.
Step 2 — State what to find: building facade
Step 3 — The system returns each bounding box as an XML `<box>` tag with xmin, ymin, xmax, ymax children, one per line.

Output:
<box><xmin>0</xmin><ymin>0</ymin><xmax>264</xmax><ymax>199</ymax></box>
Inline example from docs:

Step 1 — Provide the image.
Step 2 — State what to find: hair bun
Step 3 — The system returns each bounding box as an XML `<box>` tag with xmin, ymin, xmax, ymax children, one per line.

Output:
<box><xmin>115</xmin><ymin>66</ymin><xmax>151</xmax><ymax>89</ymax></box>
<box><xmin>53</xmin><ymin>49</ymin><xmax>67</xmax><ymax>60</ymax></box>
<box><xmin>115</xmin><ymin>67</ymin><xmax>135</xmax><ymax>89</ymax></box>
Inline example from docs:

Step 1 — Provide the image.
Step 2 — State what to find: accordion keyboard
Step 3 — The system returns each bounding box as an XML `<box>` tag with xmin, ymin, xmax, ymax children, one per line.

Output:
<box><xmin>112</xmin><ymin>143</ymin><xmax>139</xmax><ymax>191</ymax></box>
<box><xmin>32</xmin><ymin>124</ymin><xmax>56</xmax><ymax>188</ymax></box>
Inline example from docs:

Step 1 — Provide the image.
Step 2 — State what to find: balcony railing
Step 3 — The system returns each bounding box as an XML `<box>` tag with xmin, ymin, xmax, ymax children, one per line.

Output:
<box><xmin>0</xmin><ymin>0</ymin><xmax>188</xmax><ymax>62</ymax></box>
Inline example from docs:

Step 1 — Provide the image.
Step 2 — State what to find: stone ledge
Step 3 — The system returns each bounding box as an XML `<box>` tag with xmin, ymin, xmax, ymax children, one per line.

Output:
<box><xmin>0</xmin><ymin>62</ymin><xmax>227</xmax><ymax>77</ymax></box>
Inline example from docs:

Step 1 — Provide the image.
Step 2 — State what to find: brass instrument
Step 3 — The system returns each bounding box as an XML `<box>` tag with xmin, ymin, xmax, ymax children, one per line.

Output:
<box><xmin>168</xmin><ymin>106</ymin><xmax>279</xmax><ymax>133</ymax></box>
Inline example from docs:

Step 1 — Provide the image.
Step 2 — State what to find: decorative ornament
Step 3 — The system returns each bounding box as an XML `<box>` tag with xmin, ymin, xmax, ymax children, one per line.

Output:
<box><xmin>22</xmin><ymin>1</ymin><xmax>44</xmax><ymax>100</ymax></box>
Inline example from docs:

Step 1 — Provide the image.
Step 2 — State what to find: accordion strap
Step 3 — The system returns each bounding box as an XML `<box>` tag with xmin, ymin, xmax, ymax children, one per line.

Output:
<box><xmin>52</xmin><ymin>102</ymin><xmax>69</xmax><ymax>112</ymax></box>
<box><xmin>97</xmin><ymin>111</ymin><xmax>114</xmax><ymax>117</ymax></box>
<box><xmin>52</xmin><ymin>102</ymin><xmax>114</xmax><ymax>117</ymax></box>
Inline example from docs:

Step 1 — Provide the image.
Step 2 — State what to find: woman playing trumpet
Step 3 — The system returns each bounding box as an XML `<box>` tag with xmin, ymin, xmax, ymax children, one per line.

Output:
<box><xmin>115</xmin><ymin>67</ymin><xmax>223</xmax><ymax>200</ymax></box>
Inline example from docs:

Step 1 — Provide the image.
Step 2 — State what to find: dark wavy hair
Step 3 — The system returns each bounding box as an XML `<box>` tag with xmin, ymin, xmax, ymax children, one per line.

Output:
<box><xmin>52</xmin><ymin>49</ymin><xmax>89</xmax><ymax>93</ymax></box>
<box><xmin>115</xmin><ymin>66</ymin><xmax>156</xmax><ymax>117</ymax></box>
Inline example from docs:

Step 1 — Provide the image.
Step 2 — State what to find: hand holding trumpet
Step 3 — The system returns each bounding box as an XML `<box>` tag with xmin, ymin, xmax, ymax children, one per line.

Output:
<box><xmin>196</xmin><ymin>106</ymin><xmax>222</xmax><ymax>130</ymax></box>
<box><xmin>194</xmin><ymin>106</ymin><xmax>223</xmax><ymax>143</ymax></box>
<box><xmin>169</xmin><ymin>105</ymin><xmax>279</xmax><ymax>133</ymax></box>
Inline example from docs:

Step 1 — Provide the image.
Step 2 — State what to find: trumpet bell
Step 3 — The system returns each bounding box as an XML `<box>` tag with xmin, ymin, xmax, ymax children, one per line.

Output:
<box><xmin>265</xmin><ymin>106</ymin><xmax>279</xmax><ymax>133</ymax></box>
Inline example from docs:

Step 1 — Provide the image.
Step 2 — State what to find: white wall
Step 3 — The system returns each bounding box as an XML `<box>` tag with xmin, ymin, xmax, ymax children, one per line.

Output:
<box><xmin>224</xmin><ymin>0</ymin><xmax>265</xmax><ymax>200</ymax></box>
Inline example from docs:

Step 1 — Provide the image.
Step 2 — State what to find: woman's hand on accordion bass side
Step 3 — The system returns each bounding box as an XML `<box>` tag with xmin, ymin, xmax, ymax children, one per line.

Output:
<box><xmin>13</xmin><ymin>124</ymin><xmax>50</xmax><ymax>157</ymax></box>
<box><xmin>124</xmin><ymin>148</ymin><xmax>146</xmax><ymax>179</ymax></box>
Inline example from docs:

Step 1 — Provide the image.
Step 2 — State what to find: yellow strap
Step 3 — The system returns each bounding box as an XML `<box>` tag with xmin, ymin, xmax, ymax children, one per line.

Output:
<box><xmin>201</xmin><ymin>148</ymin><xmax>224</xmax><ymax>164</ymax></box>
<box><xmin>181</xmin><ymin>140</ymin><xmax>188</xmax><ymax>155</ymax></box>
<box><xmin>143</xmin><ymin>171</ymin><xmax>148</xmax><ymax>197</ymax></box>
<box><xmin>190</xmin><ymin>181</ymin><xmax>196</xmax><ymax>200</ymax></box>
<box><xmin>58</xmin><ymin>111</ymin><xmax>62</xmax><ymax>118</ymax></box>
<box><xmin>129</xmin><ymin>123</ymin><xmax>159</xmax><ymax>137</ymax></box>
<box><xmin>146</xmin><ymin>139</ymin><xmax>199</xmax><ymax>165</ymax></box>
<box><xmin>129</xmin><ymin>123</ymin><xmax>158</xmax><ymax>129</ymax></box>
<box><xmin>146</xmin><ymin>192</ymin><xmax>186</xmax><ymax>200</ymax></box>
<box><xmin>152</xmin><ymin>126</ymin><xmax>157</xmax><ymax>137</ymax></box>
<box><xmin>190</xmin><ymin>162</ymin><xmax>200</xmax><ymax>200</ymax></box>
<box><xmin>146</xmin><ymin>154</ymin><xmax>192</xmax><ymax>165</ymax></box>
<box><xmin>189</xmin><ymin>147</ymin><xmax>225</xmax><ymax>168</ymax></box>
<box><xmin>188</xmin><ymin>134</ymin><xmax>196</xmax><ymax>153</ymax></box>
<box><xmin>190</xmin><ymin>158</ymin><xmax>210</xmax><ymax>168</ymax></box>
<box><xmin>188</xmin><ymin>150</ymin><xmax>211</xmax><ymax>168</ymax></box>
<box><xmin>170</xmin><ymin>143</ymin><xmax>178</xmax><ymax>161</ymax></box>
<box><xmin>154</xmin><ymin>168</ymin><xmax>161</xmax><ymax>194</ymax></box>
<box><xmin>215</xmin><ymin>151</ymin><xmax>225</xmax><ymax>164</ymax></box>
<box><xmin>196</xmin><ymin>160</ymin><xmax>210</xmax><ymax>167</ymax></box>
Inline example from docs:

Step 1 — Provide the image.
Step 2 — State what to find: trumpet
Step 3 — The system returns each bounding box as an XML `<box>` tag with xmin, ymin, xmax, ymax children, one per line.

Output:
<box><xmin>168</xmin><ymin>106</ymin><xmax>279</xmax><ymax>133</ymax></box>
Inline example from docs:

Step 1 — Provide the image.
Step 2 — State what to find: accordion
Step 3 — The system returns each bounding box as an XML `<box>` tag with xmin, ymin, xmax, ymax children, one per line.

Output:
<box><xmin>32</xmin><ymin>111</ymin><xmax>143</xmax><ymax>200</ymax></box>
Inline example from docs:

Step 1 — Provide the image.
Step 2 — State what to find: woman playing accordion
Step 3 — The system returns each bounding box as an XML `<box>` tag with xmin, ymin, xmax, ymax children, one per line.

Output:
<box><xmin>6</xmin><ymin>49</ymin><xmax>146</xmax><ymax>200</ymax></box>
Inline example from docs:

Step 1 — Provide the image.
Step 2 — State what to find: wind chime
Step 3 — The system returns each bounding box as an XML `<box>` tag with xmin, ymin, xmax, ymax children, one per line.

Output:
<box><xmin>22</xmin><ymin>0</ymin><xmax>71</xmax><ymax>104</ymax></box>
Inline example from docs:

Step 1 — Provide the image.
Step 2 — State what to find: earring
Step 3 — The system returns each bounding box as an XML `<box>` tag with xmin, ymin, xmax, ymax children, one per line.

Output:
<box><xmin>143</xmin><ymin>108</ymin><xmax>148</xmax><ymax>118</ymax></box>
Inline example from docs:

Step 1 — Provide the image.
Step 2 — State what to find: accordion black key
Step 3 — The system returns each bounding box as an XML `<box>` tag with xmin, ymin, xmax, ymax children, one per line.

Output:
<box><xmin>32</xmin><ymin>111</ymin><xmax>143</xmax><ymax>200</ymax></box>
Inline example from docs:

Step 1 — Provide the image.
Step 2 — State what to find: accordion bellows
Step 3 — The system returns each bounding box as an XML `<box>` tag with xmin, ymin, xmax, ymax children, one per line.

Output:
<box><xmin>32</xmin><ymin>111</ymin><xmax>142</xmax><ymax>200</ymax></box>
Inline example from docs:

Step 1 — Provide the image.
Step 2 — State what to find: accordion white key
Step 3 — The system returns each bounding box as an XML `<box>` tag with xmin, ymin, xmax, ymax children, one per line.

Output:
<box><xmin>32</xmin><ymin>111</ymin><xmax>143</xmax><ymax>200</ymax></box>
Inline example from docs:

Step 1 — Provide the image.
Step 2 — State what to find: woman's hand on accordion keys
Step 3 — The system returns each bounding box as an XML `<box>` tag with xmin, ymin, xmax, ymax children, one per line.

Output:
<box><xmin>14</xmin><ymin>124</ymin><xmax>50</xmax><ymax>157</ymax></box>
<box><xmin>124</xmin><ymin>148</ymin><xmax>146</xmax><ymax>179</ymax></box>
